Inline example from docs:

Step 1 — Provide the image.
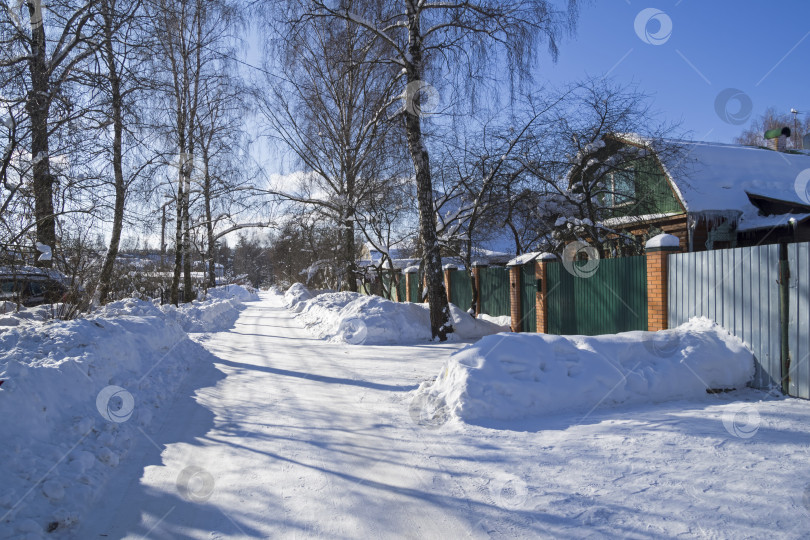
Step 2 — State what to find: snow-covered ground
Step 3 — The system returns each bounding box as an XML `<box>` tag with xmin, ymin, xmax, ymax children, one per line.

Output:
<box><xmin>4</xmin><ymin>287</ymin><xmax>810</xmax><ymax>538</ymax></box>
<box><xmin>0</xmin><ymin>285</ymin><xmax>257</xmax><ymax>539</ymax></box>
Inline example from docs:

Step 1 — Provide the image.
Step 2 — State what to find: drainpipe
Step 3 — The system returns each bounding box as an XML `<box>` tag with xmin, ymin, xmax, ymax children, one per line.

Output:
<box><xmin>779</xmin><ymin>242</ymin><xmax>790</xmax><ymax>395</ymax></box>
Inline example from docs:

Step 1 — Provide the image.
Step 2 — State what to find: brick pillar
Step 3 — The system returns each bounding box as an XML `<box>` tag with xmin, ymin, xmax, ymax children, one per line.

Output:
<box><xmin>443</xmin><ymin>266</ymin><xmax>454</xmax><ymax>305</ymax></box>
<box><xmin>535</xmin><ymin>260</ymin><xmax>549</xmax><ymax>333</ymax></box>
<box><xmin>509</xmin><ymin>265</ymin><xmax>521</xmax><ymax>332</ymax></box>
<box><xmin>472</xmin><ymin>263</ymin><xmax>485</xmax><ymax>316</ymax></box>
<box><xmin>646</xmin><ymin>244</ymin><xmax>679</xmax><ymax>331</ymax></box>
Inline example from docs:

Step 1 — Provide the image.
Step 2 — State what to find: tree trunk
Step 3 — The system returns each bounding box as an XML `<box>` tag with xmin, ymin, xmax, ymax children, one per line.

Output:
<box><xmin>170</xmin><ymin>165</ymin><xmax>184</xmax><ymax>305</ymax></box>
<box><xmin>26</xmin><ymin>7</ymin><xmax>56</xmax><ymax>268</ymax></box>
<box><xmin>97</xmin><ymin>0</ymin><xmax>126</xmax><ymax>304</ymax></box>
<box><xmin>344</xmin><ymin>212</ymin><xmax>357</xmax><ymax>292</ymax></box>
<box><xmin>182</xmin><ymin>170</ymin><xmax>193</xmax><ymax>301</ymax></box>
<box><xmin>404</xmin><ymin>7</ymin><xmax>452</xmax><ymax>340</ymax></box>
<box><xmin>202</xmin><ymin>146</ymin><xmax>216</xmax><ymax>289</ymax></box>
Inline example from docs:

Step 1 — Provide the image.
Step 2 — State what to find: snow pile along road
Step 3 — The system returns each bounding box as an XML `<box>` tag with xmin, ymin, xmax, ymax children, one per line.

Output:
<box><xmin>279</xmin><ymin>284</ymin><xmax>509</xmax><ymax>344</ymax></box>
<box><xmin>163</xmin><ymin>284</ymin><xmax>259</xmax><ymax>333</ymax></box>
<box><xmin>419</xmin><ymin>317</ymin><xmax>755</xmax><ymax>423</ymax></box>
<box><xmin>0</xmin><ymin>285</ymin><xmax>255</xmax><ymax>537</ymax></box>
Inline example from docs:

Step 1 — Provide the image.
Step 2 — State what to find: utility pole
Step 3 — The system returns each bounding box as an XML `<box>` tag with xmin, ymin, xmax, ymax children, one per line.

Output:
<box><xmin>791</xmin><ymin>108</ymin><xmax>800</xmax><ymax>148</ymax></box>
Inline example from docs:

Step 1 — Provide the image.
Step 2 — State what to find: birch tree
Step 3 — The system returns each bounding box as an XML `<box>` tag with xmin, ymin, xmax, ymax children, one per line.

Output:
<box><xmin>298</xmin><ymin>0</ymin><xmax>579</xmax><ymax>339</ymax></box>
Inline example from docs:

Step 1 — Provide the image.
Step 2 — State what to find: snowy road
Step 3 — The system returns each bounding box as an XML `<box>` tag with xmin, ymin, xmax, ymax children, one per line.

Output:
<box><xmin>76</xmin><ymin>293</ymin><xmax>495</xmax><ymax>539</ymax></box>
<box><xmin>75</xmin><ymin>292</ymin><xmax>810</xmax><ymax>539</ymax></box>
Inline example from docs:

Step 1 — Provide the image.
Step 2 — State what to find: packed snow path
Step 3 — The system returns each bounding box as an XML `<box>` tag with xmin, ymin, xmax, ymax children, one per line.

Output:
<box><xmin>76</xmin><ymin>292</ymin><xmax>810</xmax><ymax>539</ymax></box>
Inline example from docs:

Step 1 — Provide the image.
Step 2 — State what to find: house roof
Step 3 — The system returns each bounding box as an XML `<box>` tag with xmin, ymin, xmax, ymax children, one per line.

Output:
<box><xmin>617</xmin><ymin>135</ymin><xmax>810</xmax><ymax>231</ymax></box>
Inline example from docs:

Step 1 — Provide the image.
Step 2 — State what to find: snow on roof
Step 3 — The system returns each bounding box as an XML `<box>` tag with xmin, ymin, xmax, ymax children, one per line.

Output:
<box><xmin>0</xmin><ymin>266</ymin><xmax>68</xmax><ymax>283</ymax></box>
<box><xmin>403</xmin><ymin>265</ymin><xmax>421</xmax><ymax>273</ymax></box>
<box><xmin>600</xmin><ymin>212</ymin><xmax>681</xmax><ymax>228</ymax></box>
<box><xmin>506</xmin><ymin>252</ymin><xmax>550</xmax><ymax>267</ymax></box>
<box><xmin>737</xmin><ymin>212</ymin><xmax>810</xmax><ymax>232</ymax></box>
<box><xmin>617</xmin><ymin>136</ymin><xmax>810</xmax><ymax>224</ymax></box>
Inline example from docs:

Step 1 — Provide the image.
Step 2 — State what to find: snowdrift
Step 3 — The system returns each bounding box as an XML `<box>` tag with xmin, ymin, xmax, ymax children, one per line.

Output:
<box><xmin>281</xmin><ymin>285</ymin><xmax>509</xmax><ymax>344</ymax></box>
<box><xmin>418</xmin><ymin>317</ymin><xmax>755</xmax><ymax>423</ymax></box>
<box><xmin>0</xmin><ymin>285</ymin><xmax>254</xmax><ymax>536</ymax></box>
<box><xmin>164</xmin><ymin>284</ymin><xmax>259</xmax><ymax>333</ymax></box>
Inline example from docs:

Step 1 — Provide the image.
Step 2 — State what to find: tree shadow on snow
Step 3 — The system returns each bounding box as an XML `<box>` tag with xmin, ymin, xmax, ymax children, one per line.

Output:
<box><xmin>72</xmin><ymin>344</ymin><xmax>269</xmax><ymax>540</ymax></box>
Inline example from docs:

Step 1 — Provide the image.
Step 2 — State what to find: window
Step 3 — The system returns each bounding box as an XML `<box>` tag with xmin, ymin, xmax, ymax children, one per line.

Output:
<box><xmin>609</xmin><ymin>169</ymin><xmax>636</xmax><ymax>207</ymax></box>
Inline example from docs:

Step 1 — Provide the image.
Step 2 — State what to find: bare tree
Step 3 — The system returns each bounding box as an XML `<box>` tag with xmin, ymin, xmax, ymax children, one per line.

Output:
<box><xmin>518</xmin><ymin>79</ymin><xmax>684</xmax><ymax>258</ymax></box>
<box><xmin>259</xmin><ymin>2</ymin><xmax>404</xmax><ymax>292</ymax></box>
<box><xmin>0</xmin><ymin>0</ymin><xmax>101</xmax><ymax>267</ymax></box>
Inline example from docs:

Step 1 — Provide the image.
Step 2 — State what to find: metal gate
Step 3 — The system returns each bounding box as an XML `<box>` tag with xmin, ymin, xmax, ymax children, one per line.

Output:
<box><xmin>668</xmin><ymin>245</ymin><xmax>782</xmax><ymax>390</ymax></box>
<box><xmin>449</xmin><ymin>269</ymin><xmax>472</xmax><ymax>311</ymax></box>
<box><xmin>546</xmin><ymin>255</ymin><xmax>647</xmax><ymax>335</ymax></box>
<box><xmin>520</xmin><ymin>263</ymin><xmax>537</xmax><ymax>332</ymax></box>
<box><xmin>479</xmin><ymin>267</ymin><xmax>510</xmax><ymax>317</ymax></box>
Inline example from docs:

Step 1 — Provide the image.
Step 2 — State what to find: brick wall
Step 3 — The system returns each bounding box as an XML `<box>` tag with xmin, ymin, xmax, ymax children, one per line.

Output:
<box><xmin>509</xmin><ymin>265</ymin><xmax>521</xmax><ymax>332</ymax></box>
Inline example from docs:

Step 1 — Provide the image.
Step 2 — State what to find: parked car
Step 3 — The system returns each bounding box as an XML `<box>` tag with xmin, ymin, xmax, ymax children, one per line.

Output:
<box><xmin>0</xmin><ymin>267</ymin><xmax>69</xmax><ymax>307</ymax></box>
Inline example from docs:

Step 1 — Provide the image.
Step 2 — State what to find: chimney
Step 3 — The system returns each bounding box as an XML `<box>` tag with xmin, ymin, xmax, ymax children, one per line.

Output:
<box><xmin>764</xmin><ymin>127</ymin><xmax>791</xmax><ymax>152</ymax></box>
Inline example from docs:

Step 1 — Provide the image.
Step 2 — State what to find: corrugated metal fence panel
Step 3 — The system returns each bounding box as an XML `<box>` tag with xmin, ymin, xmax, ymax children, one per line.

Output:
<box><xmin>578</xmin><ymin>255</ymin><xmax>647</xmax><ymax>335</ymax></box>
<box><xmin>449</xmin><ymin>270</ymin><xmax>473</xmax><ymax>311</ymax></box>
<box><xmin>408</xmin><ymin>273</ymin><xmax>421</xmax><ymax>303</ymax></box>
<box><xmin>789</xmin><ymin>242</ymin><xmax>810</xmax><ymax>398</ymax></box>
<box><xmin>479</xmin><ymin>267</ymin><xmax>511</xmax><ymax>317</ymax></box>
<box><xmin>546</xmin><ymin>256</ymin><xmax>647</xmax><ymax>335</ymax></box>
<box><xmin>668</xmin><ymin>244</ymin><xmax>781</xmax><ymax>390</ymax></box>
<box><xmin>546</xmin><ymin>262</ymin><xmax>576</xmax><ymax>335</ymax></box>
<box><xmin>520</xmin><ymin>263</ymin><xmax>537</xmax><ymax>332</ymax></box>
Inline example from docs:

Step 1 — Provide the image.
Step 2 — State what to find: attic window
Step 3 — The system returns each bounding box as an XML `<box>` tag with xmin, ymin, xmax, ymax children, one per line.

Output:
<box><xmin>608</xmin><ymin>169</ymin><xmax>635</xmax><ymax>207</ymax></box>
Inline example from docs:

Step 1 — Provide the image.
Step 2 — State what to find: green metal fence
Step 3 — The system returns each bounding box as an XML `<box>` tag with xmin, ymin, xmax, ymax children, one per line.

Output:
<box><xmin>407</xmin><ymin>272</ymin><xmax>421</xmax><ymax>303</ymax></box>
<box><xmin>449</xmin><ymin>269</ymin><xmax>473</xmax><ymax>311</ymax></box>
<box><xmin>546</xmin><ymin>255</ymin><xmax>647</xmax><ymax>335</ymax></box>
<box><xmin>479</xmin><ymin>266</ymin><xmax>511</xmax><ymax>317</ymax></box>
<box><xmin>520</xmin><ymin>263</ymin><xmax>537</xmax><ymax>332</ymax></box>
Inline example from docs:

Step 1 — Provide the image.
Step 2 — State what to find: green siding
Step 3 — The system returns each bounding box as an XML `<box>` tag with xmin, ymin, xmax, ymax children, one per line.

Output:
<box><xmin>449</xmin><ymin>270</ymin><xmax>473</xmax><ymax>311</ymax></box>
<box><xmin>520</xmin><ymin>263</ymin><xmax>537</xmax><ymax>332</ymax></box>
<box><xmin>603</xmin><ymin>156</ymin><xmax>683</xmax><ymax>219</ymax></box>
<box><xmin>546</xmin><ymin>256</ymin><xmax>647</xmax><ymax>335</ymax></box>
<box><xmin>479</xmin><ymin>267</ymin><xmax>511</xmax><ymax>317</ymax></box>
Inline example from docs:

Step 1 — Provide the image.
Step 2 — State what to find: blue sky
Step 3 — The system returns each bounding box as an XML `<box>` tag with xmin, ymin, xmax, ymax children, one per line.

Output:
<box><xmin>540</xmin><ymin>1</ymin><xmax>810</xmax><ymax>142</ymax></box>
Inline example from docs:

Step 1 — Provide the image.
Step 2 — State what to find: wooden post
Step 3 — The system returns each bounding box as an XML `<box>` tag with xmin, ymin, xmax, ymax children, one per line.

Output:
<box><xmin>442</xmin><ymin>265</ymin><xmax>456</xmax><ymax>305</ymax></box>
<box><xmin>535</xmin><ymin>258</ymin><xmax>551</xmax><ymax>333</ymax></box>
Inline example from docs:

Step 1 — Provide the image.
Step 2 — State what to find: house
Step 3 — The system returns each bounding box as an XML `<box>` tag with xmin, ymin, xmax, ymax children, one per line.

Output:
<box><xmin>581</xmin><ymin>133</ymin><xmax>810</xmax><ymax>252</ymax></box>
